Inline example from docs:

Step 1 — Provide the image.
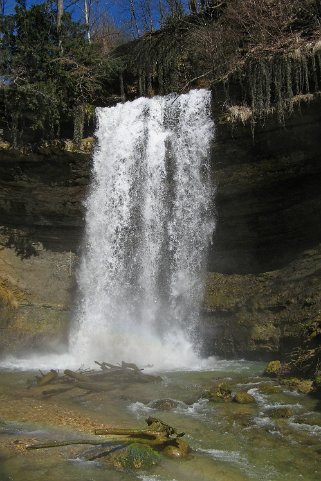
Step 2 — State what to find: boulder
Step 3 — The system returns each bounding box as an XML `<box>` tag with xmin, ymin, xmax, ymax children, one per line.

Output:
<box><xmin>150</xmin><ymin>399</ymin><xmax>179</xmax><ymax>411</ymax></box>
<box><xmin>205</xmin><ymin>382</ymin><xmax>232</xmax><ymax>402</ymax></box>
<box><xmin>263</xmin><ymin>360</ymin><xmax>282</xmax><ymax>377</ymax></box>
<box><xmin>163</xmin><ymin>439</ymin><xmax>190</xmax><ymax>458</ymax></box>
<box><xmin>233</xmin><ymin>391</ymin><xmax>256</xmax><ymax>404</ymax></box>
<box><xmin>268</xmin><ymin>407</ymin><xmax>294</xmax><ymax>419</ymax></box>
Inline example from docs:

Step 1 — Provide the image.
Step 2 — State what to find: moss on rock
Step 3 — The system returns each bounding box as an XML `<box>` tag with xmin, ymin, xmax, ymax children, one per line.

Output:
<box><xmin>280</xmin><ymin>377</ymin><xmax>313</xmax><ymax>394</ymax></box>
<box><xmin>258</xmin><ymin>383</ymin><xmax>281</xmax><ymax>395</ymax></box>
<box><xmin>233</xmin><ymin>391</ymin><xmax>256</xmax><ymax>404</ymax></box>
<box><xmin>205</xmin><ymin>383</ymin><xmax>232</xmax><ymax>403</ymax></box>
<box><xmin>268</xmin><ymin>407</ymin><xmax>294</xmax><ymax>419</ymax></box>
<box><xmin>106</xmin><ymin>443</ymin><xmax>160</xmax><ymax>471</ymax></box>
<box><xmin>264</xmin><ymin>361</ymin><xmax>283</xmax><ymax>377</ymax></box>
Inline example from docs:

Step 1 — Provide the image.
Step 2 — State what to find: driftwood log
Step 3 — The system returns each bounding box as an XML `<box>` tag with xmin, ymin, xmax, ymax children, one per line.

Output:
<box><xmin>37</xmin><ymin>370</ymin><xmax>58</xmax><ymax>387</ymax></box>
<box><xmin>29</xmin><ymin>361</ymin><xmax>161</xmax><ymax>397</ymax></box>
<box><xmin>27</xmin><ymin>417</ymin><xmax>189</xmax><ymax>458</ymax></box>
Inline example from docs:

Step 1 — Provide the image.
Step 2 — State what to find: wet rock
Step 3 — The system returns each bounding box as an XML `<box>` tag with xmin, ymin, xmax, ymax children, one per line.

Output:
<box><xmin>268</xmin><ymin>407</ymin><xmax>294</xmax><ymax>419</ymax></box>
<box><xmin>106</xmin><ymin>443</ymin><xmax>160</xmax><ymax>471</ymax></box>
<box><xmin>150</xmin><ymin>399</ymin><xmax>180</xmax><ymax>411</ymax></box>
<box><xmin>229</xmin><ymin>408</ymin><xmax>253</xmax><ymax>427</ymax></box>
<box><xmin>313</xmin><ymin>373</ymin><xmax>321</xmax><ymax>396</ymax></box>
<box><xmin>263</xmin><ymin>361</ymin><xmax>282</xmax><ymax>377</ymax></box>
<box><xmin>233</xmin><ymin>391</ymin><xmax>256</xmax><ymax>404</ymax></box>
<box><xmin>205</xmin><ymin>383</ymin><xmax>232</xmax><ymax>402</ymax></box>
<box><xmin>294</xmin><ymin>414</ymin><xmax>321</xmax><ymax>427</ymax></box>
<box><xmin>258</xmin><ymin>383</ymin><xmax>281</xmax><ymax>394</ymax></box>
<box><xmin>163</xmin><ymin>439</ymin><xmax>190</xmax><ymax>458</ymax></box>
<box><xmin>280</xmin><ymin>377</ymin><xmax>313</xmax><ymax>394</ymax></box>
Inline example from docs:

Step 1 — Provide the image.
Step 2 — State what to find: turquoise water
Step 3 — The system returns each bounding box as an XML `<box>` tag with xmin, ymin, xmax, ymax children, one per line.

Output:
<box><xmin>0</xmin><ymin>361</ymin><xmax>320</xmax><ymax>481</ymax></box>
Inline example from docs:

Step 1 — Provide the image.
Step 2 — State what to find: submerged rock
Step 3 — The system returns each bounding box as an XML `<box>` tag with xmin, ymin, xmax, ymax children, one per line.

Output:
<box><xmin>150</xmin><ymin>399</ymin><xmax>180</xmax><ymax>411</ymax></box>
<box><xmin>233</xmin><ymin>391</ymin><xmax>256</xmax><ymax>404</ymax></box>
<box><xmin>294</xmin><ymin>414</ymin><xmax>321</xmax><ymax>427</ymax></box>
<box><xmin>258</xmin><ymin>383</ymin><xmax>281</xmax><ymax>394</ymax></box>
<box><xmin>268</xmin><ymin>407</ymin><xmax>294</xmax><ymax>419</ymax></box>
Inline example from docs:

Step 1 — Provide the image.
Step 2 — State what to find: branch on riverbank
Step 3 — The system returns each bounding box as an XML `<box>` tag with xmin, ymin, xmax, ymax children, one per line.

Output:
<box><xmin>26</xmin><ymin>417</ymin><xmax>190</xmax><ymax>461</ymax></box>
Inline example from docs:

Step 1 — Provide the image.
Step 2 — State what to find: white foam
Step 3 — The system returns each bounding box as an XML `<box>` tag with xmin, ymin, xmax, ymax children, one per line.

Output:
<box><xmin>70</xmin><ymin>90</ymin><xmax>215</xmax><ymax>370</ymax></box>
<box><xmin>198</xmin><ymin>448</ymin><xmax>249</xmax><ymax>468</ymax></box>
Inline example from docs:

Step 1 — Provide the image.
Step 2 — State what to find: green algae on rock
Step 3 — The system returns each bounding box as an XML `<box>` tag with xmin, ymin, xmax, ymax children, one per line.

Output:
<box><xmin>280</xmin><ymin>378</ymin><xmax>314</xmax><ymax>394</ymax></box>
<box><xmin>268</xmin><ymin>407</ymin><xmax>294</xmax><ymax>419</ymax></box>
<box><xmin>106</xmin><ymin>443</ymin><xmax>160</xmax><ymax>471</ymax></box>
<box><xmin>233</xmin><ymin>391</ymin><xmax>256</xmax><ymax>404</ymax></box>
<box><xmin>264</xmin><ymin>361</ymin><xmax>283</xmax><ymax>377</ymax></box>
<box><xmin>205</xmin><ymin>383</ymin><xmax>232</xmax><ymax>403</ymax></box>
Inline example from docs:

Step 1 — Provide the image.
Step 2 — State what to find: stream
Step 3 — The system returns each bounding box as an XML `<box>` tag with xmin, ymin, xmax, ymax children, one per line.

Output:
<box><xmin>0</xmin><ymin>361</ymin><xmax>320</xmax><ymax>481</ymax></box>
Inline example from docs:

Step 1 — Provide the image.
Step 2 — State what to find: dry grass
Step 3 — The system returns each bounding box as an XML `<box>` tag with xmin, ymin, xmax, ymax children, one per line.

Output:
<box><xmin>0</xmin><ymin>279</ymin><xmax>21</xmax><ymax>309</ymax></box>
<box><xmin>226</xmin><ymin>105</ymin><xmax>253</xmax><ymax>123</ymax></box>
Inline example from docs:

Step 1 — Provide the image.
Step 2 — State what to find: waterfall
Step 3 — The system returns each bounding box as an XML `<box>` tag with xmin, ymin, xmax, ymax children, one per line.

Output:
<box><xmin>70</xmin><ymin>89</ymin><xmax>214</xmax><ymax>369</ymax></box>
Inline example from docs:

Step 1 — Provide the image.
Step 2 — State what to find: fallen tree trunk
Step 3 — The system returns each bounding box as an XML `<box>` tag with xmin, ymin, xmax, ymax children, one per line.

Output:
<box><xmin>27</xmin><ymin>439</ymin><xmax>110</xmax><ymax>449</ymax></box>
<box><xmin>64</xmin><ymin>369</ymin><xmax>91</xmax><ymax>382</ymax></box>
<box><xmin>42</xmin><ymin>386</ymin><xmax>74</xmax><ymax>397</ymax></box>
<box><xmin>74</xmin><ymin>382</ymin><xmax>112</xmax><ymax>392</ymax></box>
<box><xmin>26</xmin><ymin>417</ymin><xmax>190</xmax><ymax>459</ymax></box>
<box><xmin>37</xmin><ymin>370</ymin><xmax>58</xmax><ymax>387</ymax></box>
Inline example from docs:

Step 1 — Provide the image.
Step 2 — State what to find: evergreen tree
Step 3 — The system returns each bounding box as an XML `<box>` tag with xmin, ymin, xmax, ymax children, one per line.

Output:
<box><xmin>0</xmin><ymin>0</ymin><xmax>120</xmax><ymax>145</ymax></box>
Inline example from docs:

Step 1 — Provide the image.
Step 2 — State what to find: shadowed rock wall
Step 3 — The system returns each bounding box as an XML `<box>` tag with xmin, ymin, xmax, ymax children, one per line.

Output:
<box><xmin>203</xmin><ymin>95</ymin><xmax>321</xmax><ymax>360</ymax></box>
<box><xmin>0</xmin><ymin>143</ymin><xmax>91</xmax><ymax>355</ymax></box>
<box><xmin>210</xmin><ymin>95</ymin><xmax>321</xmax><ymax>275</ymax></box>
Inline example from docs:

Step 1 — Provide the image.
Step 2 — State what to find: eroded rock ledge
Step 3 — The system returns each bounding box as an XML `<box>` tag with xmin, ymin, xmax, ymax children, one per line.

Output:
<box><xmin>202</xmin><ymin>244</ymin><xmax>321</xmax><ymax>362</ymax></box>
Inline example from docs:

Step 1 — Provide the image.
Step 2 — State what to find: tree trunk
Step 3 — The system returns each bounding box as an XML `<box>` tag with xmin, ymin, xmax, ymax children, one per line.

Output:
<box><xmin>84</xmin><ymin>0</ymin><xmax>91</xmax><ymax>43</ymax></box>
<box><xmin>57</xmin><ymin>0</ymin><xmax>64</xmax><ymax>51</ymax></box>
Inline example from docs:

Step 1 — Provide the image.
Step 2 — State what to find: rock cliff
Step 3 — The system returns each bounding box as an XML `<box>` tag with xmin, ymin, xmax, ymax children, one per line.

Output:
<box><xmin>0</xmin><ymin>95</ymin><xmax>320</xmax><ymax>370</ymax></box>
<box><xmin>0</xmin><ymin>141</ymin><xmax>91</xmax><ymax>355</ymax></box>
<box><xmin>202</xmin><ymin>93</ymin><xmax>321</xmax><ymax>369</ymax></box>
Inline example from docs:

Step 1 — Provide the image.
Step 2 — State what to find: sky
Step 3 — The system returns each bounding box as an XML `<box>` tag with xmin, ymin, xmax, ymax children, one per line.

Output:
<box><xmin>2</xmin><ymin>1</ymin><xmax>191</xmax><ymax>30</ymax></box>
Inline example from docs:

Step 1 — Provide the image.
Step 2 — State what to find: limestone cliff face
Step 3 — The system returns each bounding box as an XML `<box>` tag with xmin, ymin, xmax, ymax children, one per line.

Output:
<box><xmin>0</xmin><ymin>96</ymin><xmax>321</xmax><ymax>363</ymax></box>
<box><xmin>0</xmin><ymin>142</ymin><xmax>91</xmax><ymax>355</ymax></box>
<box><xmin>210</xmin><ymin>95</ymin><xmax>321</xmax><ymax>275</ymax></box>
<box><xmin>203</xmin><ymin>94</ymin><xmax>321</xmax><ymax>362</ymax></box>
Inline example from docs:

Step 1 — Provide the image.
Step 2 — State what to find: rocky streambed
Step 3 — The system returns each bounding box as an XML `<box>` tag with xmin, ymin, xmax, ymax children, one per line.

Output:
<box><xmin>0</xmin><ymin>361</ymin><xmax>320</xmax><ymax>481</ymax></box>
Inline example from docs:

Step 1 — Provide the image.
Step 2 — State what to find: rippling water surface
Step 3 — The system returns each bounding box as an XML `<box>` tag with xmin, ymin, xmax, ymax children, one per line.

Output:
<box><xmin>0</xmin><ymin>361</ymin><xmax>320</xmax><ymax>481</ymax></box>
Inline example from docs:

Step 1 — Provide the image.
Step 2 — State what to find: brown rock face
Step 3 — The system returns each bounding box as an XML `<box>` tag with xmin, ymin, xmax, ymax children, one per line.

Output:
<box><xmin>202</xmin><ymin>95</ymin><xmax>321</xmax><ymax>363</ymax></box>
<box><xmin>210</xmin><ymin>96</ymin><xmax>321</xmax><ymax>275</ymax></box>
<box><xmin>0</xmin><ymin>144</ymin><xmax>91</xmax><ymax>356</ymax></box>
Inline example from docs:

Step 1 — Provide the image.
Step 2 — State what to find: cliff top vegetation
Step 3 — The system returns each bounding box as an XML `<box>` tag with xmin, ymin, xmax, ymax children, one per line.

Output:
<box><xmin>0</xmin><ymin>1</ymin><xmax>321</xmax><ymax>146</ymax></box>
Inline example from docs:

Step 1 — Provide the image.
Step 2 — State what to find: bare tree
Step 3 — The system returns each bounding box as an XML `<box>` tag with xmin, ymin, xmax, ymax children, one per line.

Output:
<box><xmin>57</xmin><ymin>0</ymin><xmax>64</xmax><ymax>51</ymax></box>
<box><xmin>91</xmin><ymin>10</ymin><xmax>128</xmax><ymax>54</ymax></box>
<box><xmin>129</xmin><ymin>0</ymin><xmax>140</xmax><ymax>37</ymax></box>
<box><xmin>140</xmin><ymin>0</ymin><xmax>154</xmax><ymax>32</ymax></box>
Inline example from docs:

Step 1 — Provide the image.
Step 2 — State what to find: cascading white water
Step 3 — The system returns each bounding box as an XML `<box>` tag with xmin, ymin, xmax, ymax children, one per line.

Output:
<box><xmin>0</xmin><ymin>89</ymin><xmax>215</xmax><ymax>371</ymax></box>
<box><xmin>70</xmin><ymin>89</ymin><xmax>214</xmax><ymax>369</ymax></box>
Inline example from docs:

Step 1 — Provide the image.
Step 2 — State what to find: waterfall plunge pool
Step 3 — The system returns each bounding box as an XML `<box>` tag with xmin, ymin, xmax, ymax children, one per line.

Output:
<box><xmin>0</xmin><ymin>362</ymin><xmax>320</xmax><ymax>481</ymax></box>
